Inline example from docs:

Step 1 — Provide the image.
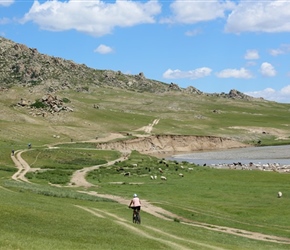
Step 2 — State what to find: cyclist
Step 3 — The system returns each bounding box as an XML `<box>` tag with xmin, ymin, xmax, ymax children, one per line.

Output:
<box><xmin>128</xmin><ymin>194</ymin><xmax>141</xmax><ymax>219</ymax></box>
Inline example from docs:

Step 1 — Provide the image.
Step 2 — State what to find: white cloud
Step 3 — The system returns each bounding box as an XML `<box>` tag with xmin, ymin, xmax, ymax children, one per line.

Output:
<box><xmin>94</xmin><ymin>44</ymin><xmax>113</xmax><ymax>54</ymax></box>
<box><xmin>269</xmin><ymin>49</ymin><xmax>283</xmax><ymax>56</ymax></box>
<box><xmin>185</xmin><ymin>29</ymin><xmax>201</xmax><ymax>37</ymax></box>
<box><xmin>0</xmin><ymin>0</ymin><xmax>14</xmax><ymax>7</ymax></box>
<box><xmin>244</xmin><ymin>49</ymin><xmax>259</xmax><ymax>60</ymax></box>
<box><xmin>0</xmin><ymin>17</ymin><xmax>10</xmax><ymax>24</ymax></box>
<box><xmin>225</xmin><ymin>1</ymin><xmax>290</xmax><ymax>33</ymax></box>
<box><xmin>246</xmin><ymin>85</ymin><xmax>290</xmax><ymax>103</ymax></box>
<box><xmin>269</xmin><ymin>44</ymin><xmax>290</xmax><ymax>56</ymax></box>
<box><xmin>163</xmin><ymin>67</ymin><xmax>212</xmax><ymax>79</ymax></box>
<box><xmin>246</xmin><ymin>61</ymin><xmax>257</xmax><ymax>67</ymax></box>
<box><xmin>21</xmin><ymin>0</ymin><xmax>161</xmax><ymax>37</ymax></box>
<box><xmin>216</xmin><ymin>67</ymin><xmax>253</xmax><ymax>79</ymax></box>
<box><xmin>161</xmin><ymin>0</ymin><xmax>236</xmax><ymax>24</ymax></box>
<box><xmin>260</xmin><ymin>62</ymin><xmax>276</xmax><ymax>77</ymax></box>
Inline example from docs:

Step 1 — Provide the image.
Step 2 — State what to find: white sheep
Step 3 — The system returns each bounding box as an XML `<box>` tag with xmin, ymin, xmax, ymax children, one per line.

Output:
<box><xmin>277</xmin><ymin>191</ymin><xmax>282</xmax><ymax>198</ymax></box>
<box><xmin>150</xmin><ymin>175</ymin><xmax>154</xmax><ymax>180</ymax></box>
<box><xmin>154</xmin><ymin>175</ymin><xmax>157</xmax><ymax>179</ymax></box>
<box><xmin>179</xmin><ymin>173</ymin><xmax>184</xmax><ymax>177</ymax></box>
<box><xmin>161</xmin><ymin>176</ymin><xmax>167</xmax><ymax>181</ymax></box>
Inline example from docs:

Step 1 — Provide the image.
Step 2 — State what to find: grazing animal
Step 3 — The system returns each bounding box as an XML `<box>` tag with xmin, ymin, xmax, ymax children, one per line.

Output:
<box><xmin>278</xmin><ymin>191</ymin><xmax>282</xmax><ymax>198</ymax></box>
<box><xmin>150</xmin><ymin>175</ymin><xmax>154</xmax><ymax>180</ymax></box>
<box><xmin>161</xmin><ymin>176</ymin><xmax>167</xmax><ymax>181</ymax></box>
<box><xmin>179</xmin><ymin>173</ymin><xmax>184</xmax><ymax>177</ymax></box>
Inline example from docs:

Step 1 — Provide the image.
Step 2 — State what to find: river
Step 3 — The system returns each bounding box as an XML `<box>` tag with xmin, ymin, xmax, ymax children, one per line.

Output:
<box><xmin>167</xmin><ymin>145</ymin><xmax>290</xmax><ymax>166</ymax></box>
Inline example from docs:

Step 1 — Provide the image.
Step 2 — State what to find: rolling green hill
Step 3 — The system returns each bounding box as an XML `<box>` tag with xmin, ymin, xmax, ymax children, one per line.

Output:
<box><xmin>1</xmin><ymin>37</ymin><xmax>290</xmax><ymax>249</ymax></box>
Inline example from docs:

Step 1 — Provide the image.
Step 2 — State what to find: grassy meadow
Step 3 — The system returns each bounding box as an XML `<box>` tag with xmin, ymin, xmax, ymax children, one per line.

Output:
<box><xmin>1</xmin><ymin>86</ymin><xmax>290</xmax><ymax>249</ymax></box>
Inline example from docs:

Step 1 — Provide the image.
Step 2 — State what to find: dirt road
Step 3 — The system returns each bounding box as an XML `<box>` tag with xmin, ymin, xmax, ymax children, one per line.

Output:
<box><xmin>9</xmin><ymin>131</ymin><xmax>290</xmax><ymax>245</ymax></box>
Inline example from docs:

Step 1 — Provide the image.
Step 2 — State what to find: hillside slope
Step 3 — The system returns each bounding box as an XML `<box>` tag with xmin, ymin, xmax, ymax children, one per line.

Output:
<box><xmin>0</xmin><ymin>36</ymin><xmax>254</xmax><ymax>100</ymax></box>
<box><xmin>1</xmin><ymin>36</ymin><xmax>290</xmax><ymax>152</ymax></box>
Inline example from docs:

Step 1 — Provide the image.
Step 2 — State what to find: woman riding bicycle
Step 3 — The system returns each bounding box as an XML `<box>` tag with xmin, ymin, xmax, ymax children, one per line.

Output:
<box><xmin>128</xmin><ymin>193</ymin><xmax>141</xmax><ymax>211</ymax></box>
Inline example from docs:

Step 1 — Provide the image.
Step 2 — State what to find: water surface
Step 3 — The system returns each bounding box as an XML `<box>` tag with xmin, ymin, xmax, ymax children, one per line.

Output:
<box><xmin>168</xmin><ymin>145</ymin><xmax>290</xmax><ymax>166</ymax></box>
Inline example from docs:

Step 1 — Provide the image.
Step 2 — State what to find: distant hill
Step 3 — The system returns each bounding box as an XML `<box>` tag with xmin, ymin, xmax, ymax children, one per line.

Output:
<box><xmin>0</xmin><ymin>36</ymin><xmax>257</xmax><ymax>101</ymax></box>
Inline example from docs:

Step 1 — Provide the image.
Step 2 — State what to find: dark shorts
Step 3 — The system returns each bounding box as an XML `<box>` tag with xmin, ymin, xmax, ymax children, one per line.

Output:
<box><xmin>131</xmin><ymin>206</ymin><xmax>141</xmax><ymax>211</ymax></box>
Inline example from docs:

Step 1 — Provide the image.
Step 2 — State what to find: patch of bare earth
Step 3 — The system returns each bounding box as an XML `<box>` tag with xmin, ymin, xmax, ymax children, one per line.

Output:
<box><xmin>96</xmin><ymin>134</ymin><xmax>248</xmax><ymax>157</ymax></box>
<box><xmin>135</xmin><ymin>119</ymin><xmax>160</xmax><ymax>134</ymax></box>
<box><xmin>68</xmin><ymin>156</ymin><xmax>128</xmax><ymax>188</ymax></box>
<box><xmin>11</xmin><ymin>150</ymin><xmax>31</xmax><ymax>183</ymax></box>
<box><xmin>229</xmin><ymin>126</ymin><xmax>290</xmax><ymax>140</ymax></box>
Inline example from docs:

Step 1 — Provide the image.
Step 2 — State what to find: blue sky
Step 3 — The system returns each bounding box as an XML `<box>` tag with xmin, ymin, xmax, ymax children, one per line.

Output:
<box><xmin>1</xmin><ymin>1</ymin><xmax>290</xmax><ymax>103</ymax></box>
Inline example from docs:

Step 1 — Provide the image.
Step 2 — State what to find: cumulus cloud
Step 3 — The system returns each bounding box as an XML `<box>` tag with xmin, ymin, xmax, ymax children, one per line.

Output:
<box><xmin>244</xmin><ymin>49</ymin><xmax>259</xmax><ymax>60</ymax></box>
<box><xmin>225</xmin><ymin>1</ymin><xmax>290</xmax><ymax>33</ymax></box>
<box><xmin>161</xmin><ymin>0</ymin><xmax>236</xmax><ymax>24</ymax></box>
<box><xmin>260</xmin><ymin>62</ymin><xmax>276</xmax><ymax>77</ymax></box>
<box><xmin>0</xmin><ymin>0</ymin><xmax>14</xmax><ymax>7</ymax></box>
<box><xmin>269</xmin><ymin>44</ymin><xmax>290</xmax><ymax>56</ymax></box>
<box><xmin>163</xmin><ymin>67</ymin><xmax>212</xmax><ymax>79</ymax></box>
<box><xmin>21</xmin><ymin>0</ymin><xmax>161</xmax><ymax>37</ymax></box>
<box><xmin>216</xmin><ymin>67</ymin><xmax>253</xmax><ymax>79</ymax></box>
<box><xmin>94</xmin><ymin>44</ymin><xmax>113</xmax><ymax>54</ymax></box>
<box><xmin>246</xmin><ymin>85</ymin><xmax>290</xmax><ymax>103</ymax></box>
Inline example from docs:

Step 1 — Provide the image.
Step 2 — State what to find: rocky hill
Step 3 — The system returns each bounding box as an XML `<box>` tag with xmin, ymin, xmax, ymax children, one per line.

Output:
<box><xmin>0</xmin><ymin>36</ymin><xmax>256</xmax><ymax>100</ymax></box>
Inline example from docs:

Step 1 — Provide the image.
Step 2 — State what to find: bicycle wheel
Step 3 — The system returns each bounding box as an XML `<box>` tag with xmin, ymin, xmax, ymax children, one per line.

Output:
<box><xmin>136</xmin><ymin>213</ymin><xmax>141</xmax><ymax>224</ymax></box>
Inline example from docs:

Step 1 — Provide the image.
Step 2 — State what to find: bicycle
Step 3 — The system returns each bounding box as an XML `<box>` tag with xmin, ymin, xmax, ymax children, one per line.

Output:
<box><xmin>132</xmin><ymin>208</ymin><xmax>141</xmax><ymax>224</ymax></box>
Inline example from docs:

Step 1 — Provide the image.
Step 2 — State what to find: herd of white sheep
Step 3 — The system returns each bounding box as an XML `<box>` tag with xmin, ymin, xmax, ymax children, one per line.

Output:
<box><xmin>207</xmin><ymin>162</ymin><xmax>290</xmax><ymax>173</ymax></box>
<box><xmin>148</xmin><ymin>165</ymin><xmax>193</xmax><ymax>181</ymax></box>
<box><xmin>126</xmin><ymin>163</ymin><xmax>286</xmax><ymax>198</ymax></box>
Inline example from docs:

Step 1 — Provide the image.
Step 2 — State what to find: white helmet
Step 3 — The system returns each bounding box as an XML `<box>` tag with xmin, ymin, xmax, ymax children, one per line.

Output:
<box><xmin>133</xmin><ymin>194</ymin><xmax>137</xmax><ymax>197</ymax></box>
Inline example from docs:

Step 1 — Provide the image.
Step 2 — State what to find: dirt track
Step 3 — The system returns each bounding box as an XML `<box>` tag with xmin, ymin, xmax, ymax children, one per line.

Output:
<box><xmin>9</xmin><ymin>120</ymin><xmax>290</xmax><ymax>245</ymax></box>
<box><xmin>11</xmin><ymin>150</ymin><xmax>31</xmax><ymax>183</ymax></box>
<box><xmin>10</xmin><ymin>146</ymin><xmax>290</xmax><ymax>245</ymax></box>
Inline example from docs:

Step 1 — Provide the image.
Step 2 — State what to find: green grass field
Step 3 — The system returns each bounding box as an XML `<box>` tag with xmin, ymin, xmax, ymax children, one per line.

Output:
<box><xmin>1</xmin><ymin>86</ymin><xmax>290</xmax><ymax>249</ymax></box>
<box><xmin>1</xmin><ymin>146</ymin><xmax>290</xmax><ymax>249</ymax></box>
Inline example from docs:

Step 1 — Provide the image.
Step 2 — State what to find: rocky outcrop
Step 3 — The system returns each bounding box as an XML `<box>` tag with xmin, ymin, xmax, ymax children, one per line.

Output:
<box><xmin>185</xmin><ymin>86</ymin><xmax>203</xmax><ymax>94</ymax></box>
<box><xmin>96</xmin><ymin>135</ymin><xmax>248</xmax><ymax>155</ymax></box>
<box><xmin>41</xmin><ymin>94</ymin><xmax>73</xmax><ymax>113</ymax></box>
<box><xmin>228</xmin><ymin>89</ymin><xmax>254</xmax><ymax>100</ymax></box>
<box><xmin>17</xmin><ymin>94</ymin><xmax>73</xmax><ymax>116</ymax></box>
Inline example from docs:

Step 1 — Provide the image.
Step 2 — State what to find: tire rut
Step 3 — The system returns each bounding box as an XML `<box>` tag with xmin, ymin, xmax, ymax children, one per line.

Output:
<box><xmin>75</xmin><ymin>205</ymin><xmax>205</xmax><ymax>250</ymax></box>
<box><xmin>10</xmin><ymin>138</ymin><xmax>290</xmax><ymax>246</ymax></box>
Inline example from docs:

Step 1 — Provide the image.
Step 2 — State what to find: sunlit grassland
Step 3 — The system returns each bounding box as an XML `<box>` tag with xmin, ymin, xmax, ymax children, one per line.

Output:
<box><xmin>21</xmin><ymin>148</ymin><xmax>121</xmax><ymax>184</ymax></box>
<box><xmin>2</xmin><ymin>87</ymin><xmax>290</xmax><ymax>145</ymax></box>
<box><xmin>86</xmin><ymin>151</ymin><xmax>290</xmax><ymax>241</ymax></box>
<box><xmin>0</xmin><ymin>177</ymin><xmax>289</xmax><ymax>250</ymax></box>
<box><xmin>1</xmin><ymin>144</ymin><xmax>290</xmax><ymax>248</ymax></box>
<box><xmin>0</xmin><ymin>183</ymin><xmax>168</xmax><ymax>250</ymax></box>
<box><xmin>2</xmin><ymin>87</ymin><xmax>290</xmax><ymax>249</ymax></box>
